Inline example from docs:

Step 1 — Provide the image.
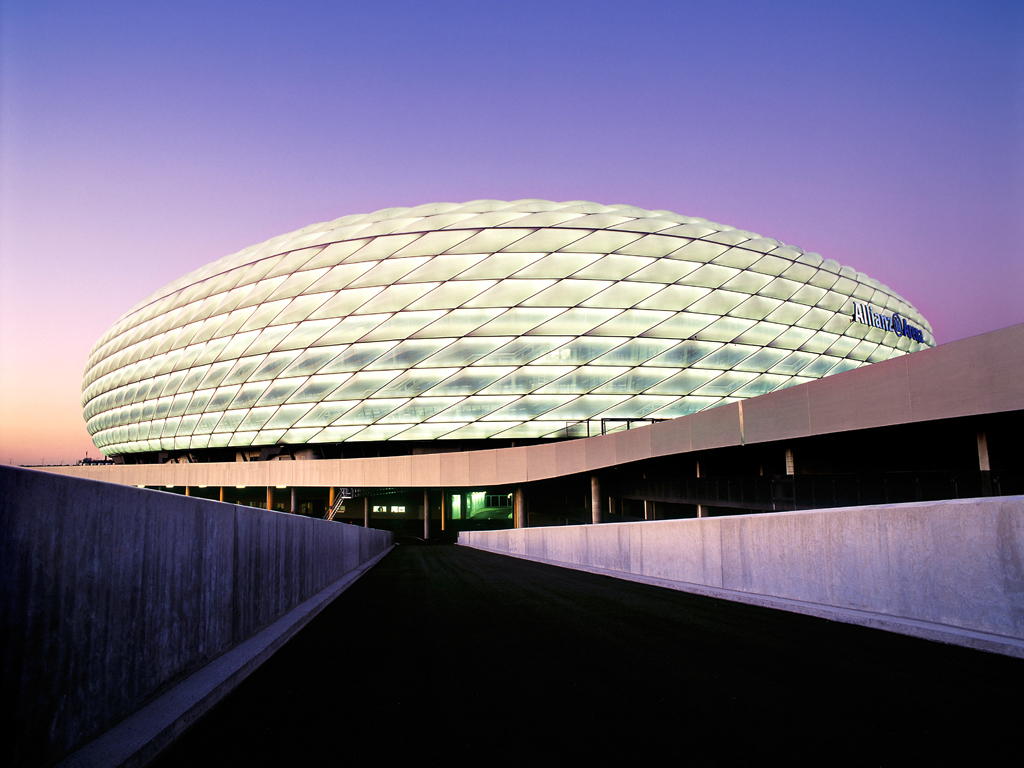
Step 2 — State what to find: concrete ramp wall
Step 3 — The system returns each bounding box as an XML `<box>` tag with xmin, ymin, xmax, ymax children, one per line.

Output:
<box><xmin>460</xmin><ymin>496</ymin><xmax>1024</xmax><ymax>657</ymax></box>
<box><xmin>1</xmin><ymin>465</ymin><xmax>392</xmax><ymax>768</ymax></box>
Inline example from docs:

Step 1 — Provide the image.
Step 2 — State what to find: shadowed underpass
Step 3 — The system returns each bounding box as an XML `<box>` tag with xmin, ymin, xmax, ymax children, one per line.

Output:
<box><xmin>153</xmin><ymin>543</ymin><xmax>1022</xmax><ymax>765</ymax></box>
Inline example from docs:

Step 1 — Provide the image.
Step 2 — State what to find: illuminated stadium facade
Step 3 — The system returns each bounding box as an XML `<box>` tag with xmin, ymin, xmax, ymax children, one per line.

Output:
<box><xmin>82</xmin><ymin>200</ymin><xmax>934</xmax><ymax>463</ymax></box>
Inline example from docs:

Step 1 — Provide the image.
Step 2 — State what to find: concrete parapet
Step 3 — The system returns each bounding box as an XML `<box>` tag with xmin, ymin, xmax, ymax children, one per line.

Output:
<box><xmin>1</xmin><ymin>465</ymin><xmax>392</xmax><ymax>768</ymax></box>
<box><xmin>39</xmin><ymin>324</ymin><xmax>1024</xmax><ymax>492</ymax></box>
<box><xmin>459</xmin><ymin>496</ymin><xmax>1024</xmax><ymax>657</ymax></box>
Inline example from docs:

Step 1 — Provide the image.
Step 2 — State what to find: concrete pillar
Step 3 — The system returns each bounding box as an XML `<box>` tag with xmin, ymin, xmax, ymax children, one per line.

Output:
<box><xmin>290</xmin><ymin>487</ymin><xmax>297</xmax><ymax>515</ymax></box>
<box><xmin>219</xmin><ymin>486</ymin><xmax>224</xmax><ymax>502</ymax></box>
<box><xmin>978</xmin><ymin>431</ymin><xmax>992</xmax><ymax>495</ymax></box>
<box><xmin>266</xmin><ymin>487</ymin><xmax>273</xmax><ymax>511</ymax></box>
<box><xmin>514</xmin><ymin>486</ymin><xmax>527</xmax><ymax>529</ymax></box>
<box><xmin>645</xmin><ymin>499</ymin><xmax>655</xmax><ymax>521</ymax></box>
<box><xmin>423</xmin><ymin>489</ymin><xmax>431</xmax><ymax>540</ymax></box>
<box><xmin>184</xmin><ymin>486</ymin><xmax>190</xmax><ymax>497</ymax></box>
<box><xmin>977</xmin><ymin>432</ymin><xmax>990</xmax><ymax>471</ymax></box>
<box><xmin>364</xmin><ymin>496</ymin><xmax>370</xmax><ymax>528</ymax></box>
<box><xmin>696</xmin><ymin>460</ymin><xmax>705</xmax><ymax>518</ymax></box>
<box><xmin>591</xmin><ymin>475</ymin><xmax>604</xmax><ymax>524</ymax></box>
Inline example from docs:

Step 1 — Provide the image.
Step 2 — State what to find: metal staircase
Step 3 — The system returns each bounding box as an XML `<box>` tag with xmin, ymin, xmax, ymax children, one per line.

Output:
<box><xmin>325</xmin><ymin>488</ymin><xmax>357</xmax><ymax>520</ymax></box>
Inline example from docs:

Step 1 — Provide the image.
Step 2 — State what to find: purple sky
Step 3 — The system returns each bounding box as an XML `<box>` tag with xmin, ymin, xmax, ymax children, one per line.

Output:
<box><xmin>2</xmin><ymin>0</ymin><xmax>1022</xmax><ymax>465</ymax></box>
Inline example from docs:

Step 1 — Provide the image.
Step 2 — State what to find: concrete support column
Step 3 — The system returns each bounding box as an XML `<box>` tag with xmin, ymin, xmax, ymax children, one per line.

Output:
<box><xmin>290</xmin><ymin>487</ymin><xmax>297</xmax><ymax>515</ymax></box>
<box><xmin>645</xmin><ymin>499</ymin><xmax>655</xmax><ymax>521</ymax></box>
<box><xmin>696</xmin><ymin>460</ymin><xmax>705</xmax><ymax>518</ymax></box>
<box><xmin>978</xmin><ymin>431</ymin><xmax>992</xmax><ymax>496</ymax></box>
<box><xmin>266</xmin><ymin>487</ymin><xmax>273</xmax><ymax>511</ymax></box>
<box><xmin>184</xmin><ymin>486</ymin><xmax>190</xmax><ymax>497</ymax></box>
<box><xmin>219</xmin><ymin>486</ymin><xmax>224</xmax><ymax>503</ymax></box>
<box><xmin>977</xmin><ymin>432</ymin><xmax>990</xmax><ymax>471</ymax></box>
<box><xmin>591</xmin><ymin>475</ymin><xmax>604</xmax><ymax>524</ymax></box>
<box><xmin>423</xmin><ymin>489</ymin><xmax>431</xmax><ymax>540</ymax></box>
<box><xmin>364</xmin><ymin>496</ymin><xmax>370</xmax><ymax>528</ymax></box>
<box><xmin>514</xmin><ymin>486</ymin><xmax>527</xmax><ymax>529</ymax></box>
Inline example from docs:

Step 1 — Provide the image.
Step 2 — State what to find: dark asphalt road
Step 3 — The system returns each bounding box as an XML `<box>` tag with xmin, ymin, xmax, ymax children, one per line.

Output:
<box><xmin>153</xmin><ymin>543</ymin><xmax>1023</xmax><ymax>766</ymax></box>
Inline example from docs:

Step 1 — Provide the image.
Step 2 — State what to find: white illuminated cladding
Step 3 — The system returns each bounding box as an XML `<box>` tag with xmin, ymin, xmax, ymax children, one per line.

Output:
<box><xmin>82</xmin><ymin>200</ymin><xmax>934</xmax><ymax>455</ymax></box>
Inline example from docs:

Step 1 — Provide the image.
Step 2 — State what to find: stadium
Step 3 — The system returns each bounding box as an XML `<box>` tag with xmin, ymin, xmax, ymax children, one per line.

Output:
<box><xmin>81</xmin><ymin>199</ymin><xmax>934</xmax><ymax>466</ymax></box>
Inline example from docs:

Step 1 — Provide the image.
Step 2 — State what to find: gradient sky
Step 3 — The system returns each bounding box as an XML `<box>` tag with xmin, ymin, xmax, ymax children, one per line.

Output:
<box><xmin>2</xmin><ymin>0</ymin><xmax>1022</xmax><ymax>465</ymax></box>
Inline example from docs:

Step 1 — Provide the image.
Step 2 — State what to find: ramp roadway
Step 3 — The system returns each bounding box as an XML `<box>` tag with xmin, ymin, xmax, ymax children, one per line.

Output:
<box><xmin>152</xmin><ymin>542</ymin><xmax>1024</xmax><ymax>764</ymax></box>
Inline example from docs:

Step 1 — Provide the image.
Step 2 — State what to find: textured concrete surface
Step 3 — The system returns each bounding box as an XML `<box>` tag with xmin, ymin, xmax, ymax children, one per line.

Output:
<box><xmin>57</xmin><ymin>547</ymin><xmax>391</xmax><ymax>768</ymax></box>
<box><xmin>1</xmin><ymin>465</ymin><xmax>392</xmax><ymax>768</ymax></box>
<box><xmin>40</xmin><ymin>323</ymin><xmax>1024</xmax><ymax>490</ymax></box>
<box><xmin>460</xmin><ymin>496</ymin><xmax>1024</xmax><ymax>656</ymax></box>
<box><xmin>150</xmin><ymin>545</ymin><xmax>1024</xmax><ymax>765</ymax></box>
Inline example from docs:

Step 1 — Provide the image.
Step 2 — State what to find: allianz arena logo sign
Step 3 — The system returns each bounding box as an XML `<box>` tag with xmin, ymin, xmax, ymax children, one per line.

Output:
<box><xmin>852</xmin><ymin>301</ymin><xmax>925</xmax><ymax>342</ymax></box>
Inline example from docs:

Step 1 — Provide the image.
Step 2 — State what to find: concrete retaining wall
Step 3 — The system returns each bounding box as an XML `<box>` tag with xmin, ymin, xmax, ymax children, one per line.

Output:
<box><xmin>460</xmin><ymin>496</ymin><xmax>1024</xmax><ymax>656</ymax></box>
<box><xmin>1</xmin><ymin>465</ymin><xmax>392</xmax><ymax>767</ymax></box>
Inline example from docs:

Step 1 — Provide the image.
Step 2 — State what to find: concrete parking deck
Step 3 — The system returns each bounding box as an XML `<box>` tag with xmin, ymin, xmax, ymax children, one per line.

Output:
<box><xmin>152</xmin><ymin>542</ymin><xmax>1024</xmax><ymax>765</ymax></box>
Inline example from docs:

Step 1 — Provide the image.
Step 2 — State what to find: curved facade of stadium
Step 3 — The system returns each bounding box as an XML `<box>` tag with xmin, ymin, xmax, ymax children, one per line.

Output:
<box><xmin>82</xmin><ymin>200</ymin><xmax>934</xmax><ymax>458</ymax></box>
